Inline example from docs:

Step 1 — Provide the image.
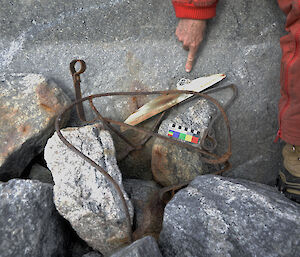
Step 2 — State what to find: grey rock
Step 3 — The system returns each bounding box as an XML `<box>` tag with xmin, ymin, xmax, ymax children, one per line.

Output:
<box><xmin>82</xmin><ymin>252</ymin><xmax>103</xmax><ymax>257</ymax></box>
<box><xmin>123</xmin><ymin>179</ymin><xmax>162</xmax><ymax>237</ymax></box>
<box><xmin>0</xmin><ymin>73</ymin><xmax>70</xmax><ymax>180</ymax></box>
<box><xmin>0</xmin><ymin>179</ymin><xmax>68</xmax><ymax>257</ymax></box>
<box><xmin>0</xmin><ymin>0</ymin><xmax>286</xmax><ymax>185</ymax></box>
<box><xmin>44</xmin><ymin>124</ymin><xmax>134</xmax><ymax>255</ymax></box>
<box><xmin>152</xmin><ymin>98</ymin><xmax>214</xmax><ymax>186</ymax></box>
<box><xmin>28</xmin><ymin>163</ymin><xmax>54</xmax><ymax>184</ymax></box>
<box><xmin>159</xmin><ymin>175</ymin><xmax>300</xmax><ymax>257</ymax></box>
<box><xmin>110</xmin><ymin>236</ymin><xmax>162</xmax><ymax>257</ymax></box>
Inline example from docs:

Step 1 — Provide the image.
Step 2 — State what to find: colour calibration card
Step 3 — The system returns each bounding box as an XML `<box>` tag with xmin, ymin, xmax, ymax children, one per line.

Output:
<box><xmin>167</xmin><ymin>123</ymin><xmax>200</xmax><ymax>144</ymax></box>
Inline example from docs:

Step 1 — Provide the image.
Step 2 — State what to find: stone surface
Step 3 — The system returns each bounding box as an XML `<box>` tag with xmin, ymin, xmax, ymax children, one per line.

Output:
<box><xmin>152</xmin><ymin>98</ymin><xmax>214</xmax><ymax>186</ymax></box>
<box><xmin>0</xmin><ymin>0</ymin><xmax>286</xmax><ymax>185</ymax></box>
<box><xmin>159</xmin><ymin>175</ymin><xmax>300</xmax><ymax>257</ymax></box>
<box><xmin>44</xmin><ymin>124</ymin><xmax>134</xmax><ymax>256</ymax></box>
<box><xmin>0</xmin><ymin>179</ymin><xmax>68</xmax><ymax>257</ymax></box>
<box><xmin>28</xmin><ymin>163</ymin><xmax>54</xmax><ymax>184</ymax></box>
<box><xmin>123</xmin><ymin>179</ymin><xmax>163</xmax><ymax>239</ymax></box>
<box><xmin>110</xmin><ymin>236</ymin><xmax>163</xmax><ymax>257</ymax></box>
<box><xmin>0</xmin><ymin>73</ymin><xmax>70</xmax><ymax>180</ymax></box>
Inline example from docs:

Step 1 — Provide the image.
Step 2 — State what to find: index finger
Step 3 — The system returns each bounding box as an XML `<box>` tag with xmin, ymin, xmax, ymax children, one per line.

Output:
<box><xmin>185</xmin><ymin>45</ymin><xmax>198</xmax><ymax>73</ymax></box>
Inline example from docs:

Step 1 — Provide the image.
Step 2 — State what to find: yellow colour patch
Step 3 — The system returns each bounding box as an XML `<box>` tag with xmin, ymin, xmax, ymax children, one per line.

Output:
<box><xmin>185</xmin><ymin>134</ymin><xmax>193</xmax><ymax>142</ymax></box>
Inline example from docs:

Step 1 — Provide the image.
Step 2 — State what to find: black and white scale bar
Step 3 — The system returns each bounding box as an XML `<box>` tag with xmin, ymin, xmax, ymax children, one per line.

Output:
<box><xmin>169</xmin><ymin>123</ymin><xmax>200</xmax><ymax>135</ymax></box>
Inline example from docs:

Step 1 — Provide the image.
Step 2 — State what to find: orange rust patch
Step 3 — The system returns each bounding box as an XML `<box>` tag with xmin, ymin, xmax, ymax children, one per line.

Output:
<box><xmin>36</xmin><ymin>83</ymin><xmax>60</xmax><ymax>114</ymax></box>
<box><xmin>40</xmin><ymin>103</ymin><xmax>56</xmax><ymax>113</ymax></box>
<box><xmin>131</xmin><ymin>96</ymin><xmax>139</xmax><ymax>110</ymax></box>
<box><xmin>151</xmin><ymin>144</ymin><xmax>172</xmax><ymax>186</ymax></box>
<box><xmin>127</xmin><ymin>80</ymin><xmax>150</xmax><ymax>114</ymax></box>
<box><xmin>18</xmin><ymin>124</ymin><xmax>31</xmax><ymax>136</ymax></box>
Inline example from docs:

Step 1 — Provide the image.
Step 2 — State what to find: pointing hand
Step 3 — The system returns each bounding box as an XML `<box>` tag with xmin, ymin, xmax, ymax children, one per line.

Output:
<box><xmin>175</xmin><ymin>19</ymin><xmax>207</xmax><ymax>72</ymax></box>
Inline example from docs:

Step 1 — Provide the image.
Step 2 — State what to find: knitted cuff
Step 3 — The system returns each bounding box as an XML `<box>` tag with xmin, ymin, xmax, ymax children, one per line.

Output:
<box><xmin>173</xmin><ymin>3</ymin><xmax>217</xmax><ymax>20</ymax></box>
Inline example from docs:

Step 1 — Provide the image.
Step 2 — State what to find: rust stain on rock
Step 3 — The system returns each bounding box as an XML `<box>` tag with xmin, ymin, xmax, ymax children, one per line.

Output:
<box><xmin>128</xmin><ymin>80</ymin><xmax>150</xmax><ymax>114</ymax></box>
<box><xmin>39</xmin><ymin>103</ymin><xmax>56</xmax><ymax>113</ymax></box>
<box><xmin>125</xmin><ymin>52</ymin><xmax>151</xmax><ymax>114</ymax></box>
<box><xmin>36</xmin><ymin>83</ymin><xmax>60</xmax><ymax>115</ymax></box>
<box><xmin>131</xmin><ymin>96</ymin><xmax>139</xmax><ymax>110</ymax></box>
<box><xmin>151</xmin><ymin>144</ymin><xmax>173</xmax><ymax>186</ymax></box>
<box><xmin>18</xmin><ymin>124</ymin><xmax>31</xmax><ymax>136</ymax></box>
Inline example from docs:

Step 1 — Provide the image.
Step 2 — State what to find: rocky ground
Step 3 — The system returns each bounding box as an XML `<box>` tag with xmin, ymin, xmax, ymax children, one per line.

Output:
<box><xmin>1</xmin><ymin>0</ymin><xmax>300</xmax><ymax>257</ymax></box>
<box><xmin>0</xmin><ymin>0</ymin><xmax>286</xmax><ymax>185</ymax></box>
<box><xmin>0</xmin><ymin>70</ymin><xmax>300</xmax><ymax>257</ymax></box>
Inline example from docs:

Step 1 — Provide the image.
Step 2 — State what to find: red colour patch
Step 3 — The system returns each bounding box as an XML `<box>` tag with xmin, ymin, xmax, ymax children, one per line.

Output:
<box><xmin>191</xmin><ymin>136</ymin><xmax>199</xmax><ymax>144</ymax></box>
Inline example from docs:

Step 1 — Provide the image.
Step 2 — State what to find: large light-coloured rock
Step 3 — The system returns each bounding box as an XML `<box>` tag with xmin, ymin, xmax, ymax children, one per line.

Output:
<box><xmin>0</xmin><ymin>179</ymin><xmax>68</xmax><ymax>257</ymax></box>
<box><xmin>0</xmin><ymin>73</ymin><xmax>70</xmax><ymax>180</ymax></box>
<box><xmin>44</xmin><ymin>124</ymin><xmax>134</xmax><ymax>255</ymax></box>
<box><xmin>110</xmin><ymin>236</ymin><xmax>163</xmax><ymax>257</ymax></box>
<box><xmin>159</xmin><ymin>175</ymin><xmax>300</xmax><ymax>257</ymax></box>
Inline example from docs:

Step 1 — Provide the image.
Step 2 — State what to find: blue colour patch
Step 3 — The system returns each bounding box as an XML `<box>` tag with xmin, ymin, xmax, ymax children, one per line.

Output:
<box><xmin>172</xmin><ymin>131</ymin><xmax>180</xmax><ymax>138</ymax></box>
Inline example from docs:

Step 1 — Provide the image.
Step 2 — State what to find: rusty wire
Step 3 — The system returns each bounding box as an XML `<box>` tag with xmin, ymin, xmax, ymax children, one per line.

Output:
<box><xmin>55</xmin><ymin>59</ymin><xmax>236</xmax><ymax>243</ymax></box>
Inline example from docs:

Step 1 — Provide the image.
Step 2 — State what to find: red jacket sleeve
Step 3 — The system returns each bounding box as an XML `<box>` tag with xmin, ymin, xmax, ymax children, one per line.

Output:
<box><xmin>277</xmin><ymin>0</ymin><xmax>299</xmax><ymax>29</ymax></box>
<box><xmin>172</xmin><ymin>0</ymin><xmax>218</xmax><ymax>20</ymax></box>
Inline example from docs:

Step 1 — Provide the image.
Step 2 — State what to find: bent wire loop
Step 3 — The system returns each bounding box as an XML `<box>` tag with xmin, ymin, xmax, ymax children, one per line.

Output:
<box><xmin>55</xmin><ymin>60</ymin><xmax>237</xmax><ymax>243</ymax></box>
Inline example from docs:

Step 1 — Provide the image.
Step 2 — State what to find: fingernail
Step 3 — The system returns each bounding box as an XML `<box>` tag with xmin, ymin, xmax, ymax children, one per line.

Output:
<box><xmin>186</xmin><ymin>68</ymin><xmax>190</xmax><ymax>73</ymax></box>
